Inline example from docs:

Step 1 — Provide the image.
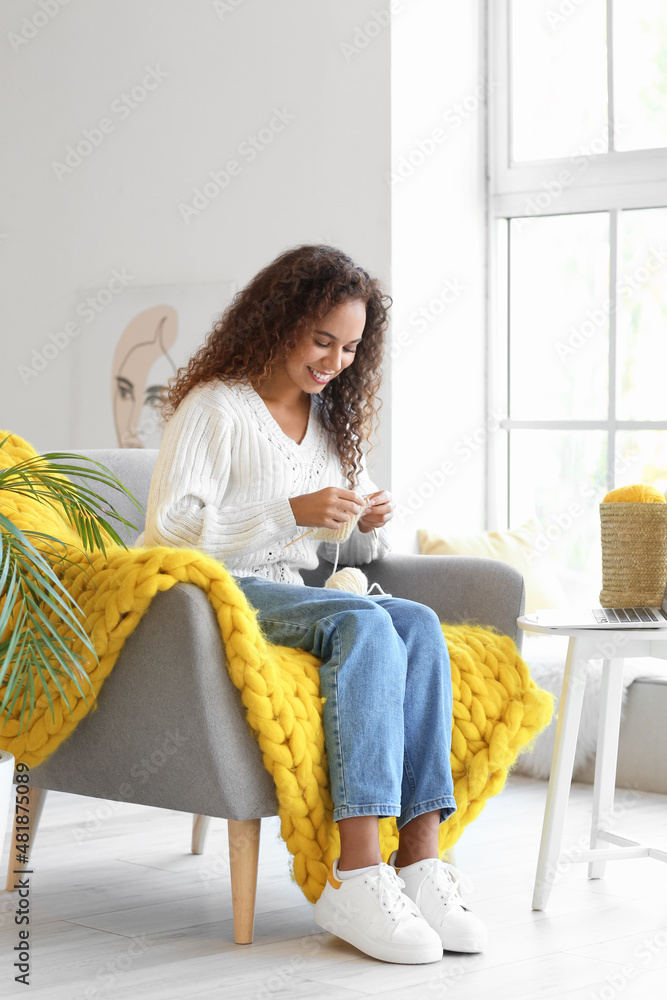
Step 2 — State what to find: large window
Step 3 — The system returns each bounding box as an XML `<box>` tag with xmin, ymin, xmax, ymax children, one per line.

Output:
<box><xmin>488</xmin><ymin>0</ymin><xmax>667</xmax><ymax>604</ymax></box>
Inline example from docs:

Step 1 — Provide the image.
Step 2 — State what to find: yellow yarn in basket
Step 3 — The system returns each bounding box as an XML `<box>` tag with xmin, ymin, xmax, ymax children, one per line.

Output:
<box><xmin>603</xmin><ymin>484</ymin><xmax>666</xmax><ymax>503</ymax></box>
<box><xmin>599</xmin><ymin>482</ymin><xmax>667</xmax><ymax>606</ymax></box>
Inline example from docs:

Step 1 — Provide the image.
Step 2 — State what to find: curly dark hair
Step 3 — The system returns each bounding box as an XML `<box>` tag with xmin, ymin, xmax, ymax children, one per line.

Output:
<box><xmin>158</xmin><ymin>244</ymin><xmax>392</xmax><ymax>488</ymax></box>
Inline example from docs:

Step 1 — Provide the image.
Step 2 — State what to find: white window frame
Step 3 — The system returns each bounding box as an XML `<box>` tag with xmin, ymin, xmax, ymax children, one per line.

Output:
<box><xmin>486</xmin><ymin>0</ymin><xmax>667</xmax><ymax>531</ymax></box>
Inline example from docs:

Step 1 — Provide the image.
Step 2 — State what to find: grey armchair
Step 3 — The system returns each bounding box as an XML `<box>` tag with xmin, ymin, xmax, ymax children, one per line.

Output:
<box><xmin>4</xmin><ymin>448</ymin><xmax>526</xmax><ymax>943</ymax></box>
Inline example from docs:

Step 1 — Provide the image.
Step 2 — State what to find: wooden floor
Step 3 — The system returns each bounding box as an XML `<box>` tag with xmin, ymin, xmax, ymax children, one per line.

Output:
<box><xmin>1</xmin><ymin>776</ymin><xmax>666</xmax><ymax>999</ymax></box>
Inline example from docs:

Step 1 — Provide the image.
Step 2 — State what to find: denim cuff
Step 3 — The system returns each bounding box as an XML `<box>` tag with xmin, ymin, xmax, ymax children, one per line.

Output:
<box><xmin>333</xmin><ymin>803</ymin><xmax>401</xmax><ymax>824</ymax></box>
<box><xmin>397</xmin><ymin>796</ymin><xmax>457</xmax><ymax>831</ymax></box>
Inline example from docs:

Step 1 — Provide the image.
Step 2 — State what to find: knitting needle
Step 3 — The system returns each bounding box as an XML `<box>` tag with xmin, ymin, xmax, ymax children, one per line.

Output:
<box><xmin>285</xmin><ymin>494</ymin><xmax>376</xmax><ymax>547</ymax></box>
<box><xmin>284</xmin><ymin>530</ymin><xmax>314</xmax><ymax>547</ymax></box>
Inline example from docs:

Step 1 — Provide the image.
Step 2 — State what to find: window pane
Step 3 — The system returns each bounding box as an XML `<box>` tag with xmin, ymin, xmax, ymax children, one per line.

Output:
<box><xmin>617</xmin><ymin>207</ymin><xmax>667</xmax><ymax>420</ymax></box>
<box><xmin>614</xmin><ymin>0</ymin><xmax>667</xmax><ymax>151</ymax></box>
<box><xmin>616</xmin><ymin>431</ymin><xmax>667</xmax><ymax>496</ymax></box>
<box><xmin>509</xmin><ymin>430</ymin><xmax>607</xmax><ymax>605</ymax></box>
<box><xmin>511</xmin><ymin>0</ymin><xmax>608</xmax><ymax>161</ymax></box>
<box><xmin>509</xmin><ymin>213</ymin><xmax>609</xmax><ymax>420</ymax></box>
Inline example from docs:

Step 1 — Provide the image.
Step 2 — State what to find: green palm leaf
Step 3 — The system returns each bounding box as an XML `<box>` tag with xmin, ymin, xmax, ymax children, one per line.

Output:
<box><xmin>0</xmin><ymin>437</ymin><xmax>145</xmax><ymax>733</ymax></box>
<box><xmin>0</xmin><ymin>440</ymin><xmax>143</xmax><ymax>558</ymax></box>
<box><xmin>0</xmin><ymin>515</ymin><xmax>97</xmax><ymax>648</ymax></box>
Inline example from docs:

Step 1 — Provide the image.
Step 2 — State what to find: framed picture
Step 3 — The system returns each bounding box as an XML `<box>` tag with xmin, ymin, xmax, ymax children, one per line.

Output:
<box><xmin>72</xmin><ymin>280</ymin><xmax>236</xmax><ymax>449</ymax></box>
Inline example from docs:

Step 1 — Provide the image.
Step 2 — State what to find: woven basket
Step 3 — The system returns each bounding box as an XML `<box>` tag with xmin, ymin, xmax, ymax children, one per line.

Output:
<box><xmin>599</xmin><ymin>502</ymin><xmax>667</xmax><ymax>607</ymax></box>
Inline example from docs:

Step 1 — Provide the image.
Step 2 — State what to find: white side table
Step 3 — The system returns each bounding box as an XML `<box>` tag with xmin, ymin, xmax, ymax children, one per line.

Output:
<box><xmin>517</xmin><ymin>617</ymin><xmax>667</xmax><ymax>910</ymax></box>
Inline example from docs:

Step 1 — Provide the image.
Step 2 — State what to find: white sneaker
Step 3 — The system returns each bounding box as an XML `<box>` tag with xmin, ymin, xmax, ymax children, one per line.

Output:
<box><xmin>313</xmin><ymin>859</ymin><xmax>443</xmax><ymax>964</ymax></box>
<box><xmin>389</xmin><ymin>853</ymin><xmax>488</xmax><ymax>953</ymax></box>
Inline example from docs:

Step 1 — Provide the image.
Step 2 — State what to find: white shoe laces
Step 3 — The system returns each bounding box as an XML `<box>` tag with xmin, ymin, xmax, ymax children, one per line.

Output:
<box><xmin>425</xmin><ymin>860</ymin><xmax>474</xmax><ymax>907</ymax></box>
<box><xmin>364</xmin><ymin>863</ymin><xmax>415</xmax><ymax>921</ymax></box>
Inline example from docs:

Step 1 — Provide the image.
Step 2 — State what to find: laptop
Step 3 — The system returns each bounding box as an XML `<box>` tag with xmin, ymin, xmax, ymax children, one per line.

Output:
<box><xmin>521</xmin><ymin>582</ymin><xmax>667</xmax><ymax>629</ymax></box>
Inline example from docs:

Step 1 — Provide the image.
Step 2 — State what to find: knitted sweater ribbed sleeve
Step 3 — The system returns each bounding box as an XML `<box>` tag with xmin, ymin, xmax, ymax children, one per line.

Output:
<box><xmin>143</xmin><ymin>390</ymin><xmax>299</xmax><ymax>561</ymax></box>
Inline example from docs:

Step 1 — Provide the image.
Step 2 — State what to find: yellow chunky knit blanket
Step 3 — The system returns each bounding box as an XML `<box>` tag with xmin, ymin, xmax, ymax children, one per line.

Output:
<box><xmin>0</xmin><ymin>432</ymin><xmax>554</xmax><ymax>903</ymax></box>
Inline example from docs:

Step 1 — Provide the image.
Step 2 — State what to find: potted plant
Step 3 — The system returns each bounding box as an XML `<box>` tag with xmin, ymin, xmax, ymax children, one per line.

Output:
<box><xmin>0</xmin><ymin>432</ymin><xmax>142</xmax><ymax>847</ymax></box>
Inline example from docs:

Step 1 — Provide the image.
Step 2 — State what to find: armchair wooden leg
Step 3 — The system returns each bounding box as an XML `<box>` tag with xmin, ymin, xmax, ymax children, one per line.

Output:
<box><xmin>228</xmin><ymin>818</ymin><xmax>261</xmax><ymax>944</ymax></box>
<box><xmin>5</xmin><ymin>787</ymin><xmax>47</xmax><ymax>891</ymax></box>
<box><xmin>191</xmin><ymin>814</ymin><xmax>211</xmax><ymax>855</ymax></box>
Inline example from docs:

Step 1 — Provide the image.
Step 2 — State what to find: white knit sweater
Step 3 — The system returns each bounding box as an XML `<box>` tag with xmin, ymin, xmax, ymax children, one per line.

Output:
<box><xmin>137</xmin><ymin>377</ymin><xmax>391</xmax><ymax>585</ymax></box>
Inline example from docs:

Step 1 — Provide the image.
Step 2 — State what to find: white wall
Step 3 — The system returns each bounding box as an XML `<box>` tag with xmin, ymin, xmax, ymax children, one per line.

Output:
<box><xmin>389</xmin><ymin>0</ymin><xmax>487</xmax><ymax>550</ymax></box>
<box><xmin>0</xmin><ymin>0</ymin><xmax>392</xmax><ymax>456</ymax></box>
<box><xmin>1</xmin><ymin>0</ymin><xmax>487</xmax><ymax>543</ymax></box>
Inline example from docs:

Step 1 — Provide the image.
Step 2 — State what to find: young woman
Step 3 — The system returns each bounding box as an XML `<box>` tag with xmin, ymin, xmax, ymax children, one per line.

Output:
<box><xmin>142</xmin><ymin>244</ymin><xmax>487</xmax><ymax>965</ymax></box>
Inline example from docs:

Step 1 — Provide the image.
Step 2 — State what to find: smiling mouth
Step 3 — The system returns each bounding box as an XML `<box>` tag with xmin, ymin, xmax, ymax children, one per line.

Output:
<box><xmin>307</xmin><ymin>366</ymin><xmax>335</xmax><ymax>383</ymax></box>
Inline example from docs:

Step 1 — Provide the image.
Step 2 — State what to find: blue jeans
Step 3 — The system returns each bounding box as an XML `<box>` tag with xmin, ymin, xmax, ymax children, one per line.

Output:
<box><xmin>232</xmin><ymin>576</ymin><xmax>457</xmax><ymax>830</ymax></box>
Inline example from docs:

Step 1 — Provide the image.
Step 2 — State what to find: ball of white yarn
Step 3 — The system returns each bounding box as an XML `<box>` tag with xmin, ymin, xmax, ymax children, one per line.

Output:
<box><xmin>324</xmin><ymin>567</ymin><xmax>368</xmax><ymax>595</ymax></box>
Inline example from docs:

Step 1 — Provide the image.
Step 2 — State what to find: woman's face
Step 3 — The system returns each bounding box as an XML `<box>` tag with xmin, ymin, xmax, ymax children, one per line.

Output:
<box><xmin>285</xmin><ymin>299</ymin><xmax>367</xmax><ymax>393</ymax></box>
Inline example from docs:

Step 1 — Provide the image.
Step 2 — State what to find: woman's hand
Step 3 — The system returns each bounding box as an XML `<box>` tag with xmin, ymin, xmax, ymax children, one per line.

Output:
<box><xmin>289</xmin><ymin>487</ymin><xmax>370</xmax><ymax>530</ymax></box>
<box><xmin>357</xmin><ymin>490</ymin><xmax>394</xmax><ymax>533</ymax></box>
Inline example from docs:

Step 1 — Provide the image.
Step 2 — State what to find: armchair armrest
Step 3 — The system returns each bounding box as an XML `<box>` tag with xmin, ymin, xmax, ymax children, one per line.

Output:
<box><xmin>30</xmin><ymin>582</ymin><xmax>279</xmax><ymax>819</ymax></box>
<box><xmin>301</xmin><ymin>553</ymin><xmax>526</xmax><ymax>649</ymax></box>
